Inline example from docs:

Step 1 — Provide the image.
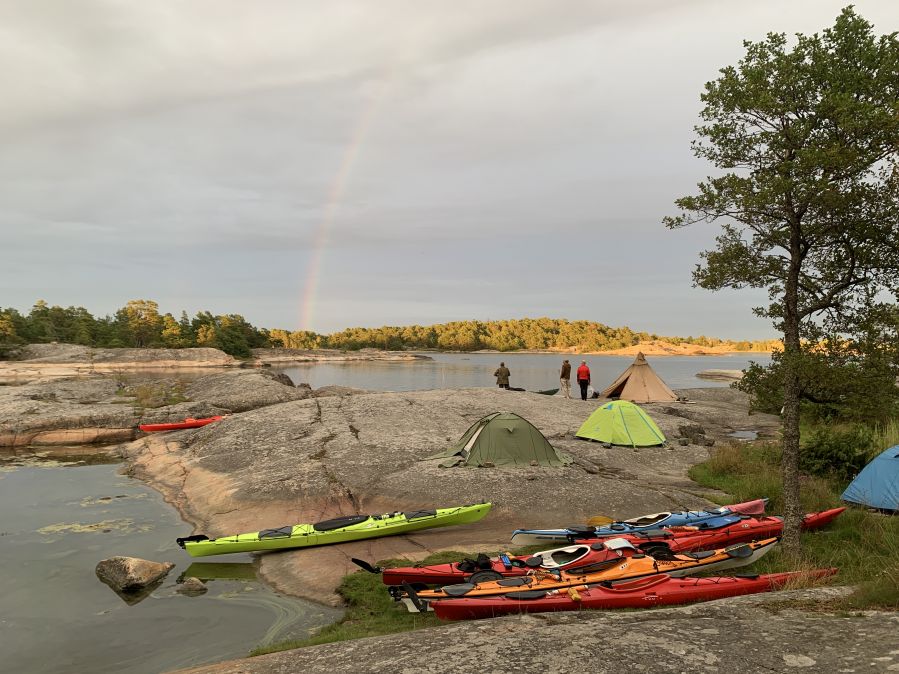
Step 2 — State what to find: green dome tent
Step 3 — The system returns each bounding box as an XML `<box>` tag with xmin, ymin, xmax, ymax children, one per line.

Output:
<box><xmin>429</xmin><ymin>412</ymin><xmax>572</xmax><ymax>468</ymax></box>
<box><xmin>576</xmin><ymin>400</ymin><xmax>666</xmax><ymax>447</ymax></box>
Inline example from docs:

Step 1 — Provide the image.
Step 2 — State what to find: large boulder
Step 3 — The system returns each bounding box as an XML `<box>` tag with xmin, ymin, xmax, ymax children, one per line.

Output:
<box><xmin>95</xmin><ymin>556</ymin><xmax>174</xmax><ymax>593</ymax></box>
<box><xmin>186</xmin><ymin>371</ymin><xmax>310</xmax><ymax>412</ymax></box>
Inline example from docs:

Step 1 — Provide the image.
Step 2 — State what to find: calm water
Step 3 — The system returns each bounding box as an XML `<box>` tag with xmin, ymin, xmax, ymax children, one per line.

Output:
<box><xmin>275</xmin><ymin>352</ymin><xmax>771</xmax><ymax>392</ymax></box>
<box><xmin>0</xmin><ymin>450</ymin><xmax>341</xmax><ymax>674</ymax></box>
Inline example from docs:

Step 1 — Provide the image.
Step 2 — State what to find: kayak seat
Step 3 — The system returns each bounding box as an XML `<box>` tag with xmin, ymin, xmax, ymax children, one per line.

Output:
<box><xmin>683</xmin><ymin>550</ymin><xmax>716</xmax><ymax>560</ymax></box>
<box><xmin>496</xmin><ymin>577</ymin><xmax>532</xmax><ymax>587</ymax></box>
<box><xmin>404</xmin><ymin>509</ymin><xmax>438</xmax><ymax>520</ymax></box>
<box><xmin>505</xmin><ymin>590</ymin><xmax>547</xmax><ymax>601</ymax></box>
<box><xmin>725</xmin><ymin>545</ymin><xmax>754</xmax><ymax>559</ymax></box>
<box><xmin>524</xmin><ymin>556</ymin><xmax>543</xmax><ymax>568</ymax></box>
<box><xmin>549</xmin><ymin>548</ymin><xmax>589</xmax><ymax>566</ymax></box>
<box><xmin>258</xmin><ymin>526</ymin><xmax>293</xmax><ymax>539</ymax></box>
<box><xmin>635</xmin><ymin>529</ymin><xmax>673</xmax><ymax>539</ymax></box>
<box><xmin>568</xmin><ymin>558</ymin><xmax>621</xmax><ymax>574</ymax></box>
<box><xmin>313</xmin><ymin>514</ymin><xmax>371</xmax><ymax>532</ymax></box>
<box><xmin>441</xmin><ymin>583</ymin><xmax>476</xmax><ymax>597</ymax></box>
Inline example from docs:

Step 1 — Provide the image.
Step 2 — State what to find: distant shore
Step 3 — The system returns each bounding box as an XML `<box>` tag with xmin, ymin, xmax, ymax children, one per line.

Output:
<box><xmin>459</xmin><ymin>342</ymin><xmax>773</xmax><ymax>357</ymax></box>
<box><xmin>0</xmin><ymin>344</ymin><xmax>431</xmax><ymax>384</ymax></box>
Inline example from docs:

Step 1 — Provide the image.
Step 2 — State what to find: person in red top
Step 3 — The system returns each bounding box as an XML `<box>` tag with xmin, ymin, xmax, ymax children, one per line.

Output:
<box><xmin>576</xmin><ymin>361</ymin><xmax>591</xmax><ymax>401</ymax></box>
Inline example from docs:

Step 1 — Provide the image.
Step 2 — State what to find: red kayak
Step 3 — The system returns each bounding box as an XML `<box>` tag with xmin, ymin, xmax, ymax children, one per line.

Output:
<box><xmin>138</xmin><ymin>416</ymin><xmax>224</xmax><ymax>433</ymax></box>
<box><xmin>630</xmin><ymin>507</ymin><xmax>846</xmax><ymax>559</ymax></box>
<box><xmin>379</xmin><ymin>508</ymin><xmax>845</xmax><ymax>586</ymax></box>
<box><xmin>427</xmin><ymin>568</ymin><xmax>838</xmax><ymax>620</ymax></box>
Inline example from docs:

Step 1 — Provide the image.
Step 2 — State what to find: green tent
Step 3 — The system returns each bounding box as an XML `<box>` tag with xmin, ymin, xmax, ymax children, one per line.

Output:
<box><xmin>429</xmin><ymin>412</ymin><xmax>572</xmax><ymax>468</ymax></box>
<box><xmin>576</xmin><ymin>400</ymin><xmax>666</xmax><ymax>447</ymax></box>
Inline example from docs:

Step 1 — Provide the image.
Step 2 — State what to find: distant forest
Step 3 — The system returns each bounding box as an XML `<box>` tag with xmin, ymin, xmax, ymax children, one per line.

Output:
<box><xmin>0</xmin><ymin>300</ymin><xmax>781</xmax><ymax>358</ymax></box>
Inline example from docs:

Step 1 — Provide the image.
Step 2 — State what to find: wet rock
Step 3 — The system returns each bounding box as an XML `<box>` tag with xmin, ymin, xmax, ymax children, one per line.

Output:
<box><xmin>265</xmin><ymin>372</ymin><xmax>296</xmax><ymax>388</ymax></box>
<box><xmin>177</xmin><ymin>577</ymin><xmax>208</xmax><ymax>596</ymax></box>
<box><xmin>95</xmin><ymin>556</ymin><xmax>174</xmax><ymax>592</ymax></box>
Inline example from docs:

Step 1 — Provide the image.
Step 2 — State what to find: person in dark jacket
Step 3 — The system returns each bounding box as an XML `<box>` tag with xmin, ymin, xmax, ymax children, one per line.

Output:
<box><xmin>494</xmin><ymin>362</ymin><xmax>511</xmax><ymax>389</ymax></box>
<box><xmin>576</xmin><ymin>361</ymin><xmax>591</xmax><ymax>401</ymax></box>
<box><xmin>560</xmin><ymin>359</ymin><xmax>571</xmax><ymax>399</ymax></box>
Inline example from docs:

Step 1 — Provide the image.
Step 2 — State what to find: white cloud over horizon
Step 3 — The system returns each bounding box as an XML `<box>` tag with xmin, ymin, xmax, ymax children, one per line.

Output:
<box><xmin>2</xmin><ymin>0</ymin><xmax>897</xmax><ymax>339</ymax></box>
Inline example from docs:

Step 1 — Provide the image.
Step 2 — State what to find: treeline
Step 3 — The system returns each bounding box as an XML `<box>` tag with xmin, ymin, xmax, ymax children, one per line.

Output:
<box><xmin>0</xmin><ymin>300</ymin><xmax>269</xmax><ymax>358</ymax></box>
<box><xmin>0</xmin><ymin>300</ymin><xmax>781</xmax><ymax>358</ymax></box>
<box><xmin>293</xmin><ymin>319</ymin><xmax>780</xmax><ymax>353</ymax></box>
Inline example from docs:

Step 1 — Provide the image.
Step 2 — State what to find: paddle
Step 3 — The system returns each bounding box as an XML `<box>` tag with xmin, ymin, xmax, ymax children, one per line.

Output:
<box><xmin>587</xmin><ymin>515</ymin><xmax>614</xmax><ymax>526</ymax></box>
<box><xmin>350</xmin><ymin>558</ymin><xmax>382</xmax><ymax>574</ymax></box>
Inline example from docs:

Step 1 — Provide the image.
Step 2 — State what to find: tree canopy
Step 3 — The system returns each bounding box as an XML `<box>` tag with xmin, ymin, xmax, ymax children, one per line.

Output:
<box><xmin>667</xmin><ymin>7</ymin><xmax>899</xmax><ymax>550</ymax></box>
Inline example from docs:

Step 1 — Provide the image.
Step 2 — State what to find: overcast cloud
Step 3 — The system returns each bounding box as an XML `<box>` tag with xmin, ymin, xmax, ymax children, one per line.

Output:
<box><xmin>1</xmin><ymin>0</ymin><xmax>897</xmax><ymax>338</ymax></box>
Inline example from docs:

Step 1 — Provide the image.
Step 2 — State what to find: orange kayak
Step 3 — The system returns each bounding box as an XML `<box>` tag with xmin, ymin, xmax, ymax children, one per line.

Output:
<box><xmin>396</xmin><ymin>538</ymin><xmax>778</xmax><ymax>608</ymax></box>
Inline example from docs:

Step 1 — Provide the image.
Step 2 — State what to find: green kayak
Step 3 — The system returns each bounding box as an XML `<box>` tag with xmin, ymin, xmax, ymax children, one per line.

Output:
<box><xmin>176</xmin><ymin>502</ymin><xmax>492</xmax><ymax>557</ymax></box>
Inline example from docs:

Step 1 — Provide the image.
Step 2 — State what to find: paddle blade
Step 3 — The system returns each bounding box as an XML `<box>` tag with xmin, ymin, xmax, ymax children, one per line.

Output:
<box><xmin>587</xmin><ymin>515</ymin><xmax>614</xmax><ymax>526</ymax></box>
<box><xmin>351</xmin><ymin>558</ymin><xmax>382</xmax><ymax>574</ymax></box>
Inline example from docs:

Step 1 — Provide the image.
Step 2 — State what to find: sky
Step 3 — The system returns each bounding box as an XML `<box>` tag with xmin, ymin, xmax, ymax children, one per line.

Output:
<box><xmin>1</xmin><ymin>1</ymin><xmax>897</xmax><ymax>340</ymax></box>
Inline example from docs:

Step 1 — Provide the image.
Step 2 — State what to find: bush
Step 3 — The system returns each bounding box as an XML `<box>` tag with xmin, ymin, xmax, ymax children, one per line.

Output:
<box><xmin>800</xmin><ymin>424</ymin><xmax>877</xmax><ymax>483</ymax></box>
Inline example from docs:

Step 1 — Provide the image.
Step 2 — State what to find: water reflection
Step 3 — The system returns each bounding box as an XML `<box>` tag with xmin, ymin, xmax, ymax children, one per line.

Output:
<box><xmin>180</xmin><ymin>562</ymin><xmax>258</xmax><ymax>582</ymax></box>
<box><xmin>0</xmin><ymin>453</ymin><xmax>341</xmax><ymax>674</ymax></box>
<box><xmin>275</xmin><ymin>352</ymin><xmax>771</xmax><ymax>393</ymax></box>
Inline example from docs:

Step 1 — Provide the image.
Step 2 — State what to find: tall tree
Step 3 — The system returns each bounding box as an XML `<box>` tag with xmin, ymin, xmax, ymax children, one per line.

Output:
<box><xmin>666</xmin><ymin>8</ymin><xmax>899</xmax><ymax>551</ymax></box>
<box><xmin>116</xmin><ymin>299</ymin><xmax>163</xmax><ymax>348</ymax></box>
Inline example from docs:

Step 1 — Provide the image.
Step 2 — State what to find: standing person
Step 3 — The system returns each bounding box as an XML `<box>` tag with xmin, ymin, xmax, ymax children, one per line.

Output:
<box><xmin>494</xmin><ymin>362</ymin><xmax>511</xmax><ymax>389</ymax></box>
<box><xmin>576</xmin><ymin>360</ymin><xmax>591</xmax><ymax>401</ymax></box>
<box><xmin>559</xmin><ymin>359</ymin><xmax>571</xmax><ymax>399</ymax></box>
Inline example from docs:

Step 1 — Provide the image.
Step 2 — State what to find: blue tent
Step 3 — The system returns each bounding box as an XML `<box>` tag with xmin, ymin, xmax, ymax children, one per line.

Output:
<box><xmin>841</xmin><ymin>444</ymin><xmax>899</xmax><ymax>512</ymax></box>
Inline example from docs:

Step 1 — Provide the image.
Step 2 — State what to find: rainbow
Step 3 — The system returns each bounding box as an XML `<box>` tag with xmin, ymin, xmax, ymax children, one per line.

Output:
<box><xmin>299</xmin><ymin>79</ymin><xmax>392</xmax><ymax>332</ymax></box>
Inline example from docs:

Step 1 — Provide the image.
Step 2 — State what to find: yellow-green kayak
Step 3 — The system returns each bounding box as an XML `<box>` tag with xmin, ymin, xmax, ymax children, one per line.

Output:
<box><xmin>176</xmin><ymin>502</ymin><xmax>492</xmax><ymax>557</ymax></box>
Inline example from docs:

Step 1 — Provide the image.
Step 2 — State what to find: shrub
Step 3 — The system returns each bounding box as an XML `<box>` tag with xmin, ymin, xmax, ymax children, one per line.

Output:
<box><xmin>800</xmin><ymin>424</ymin><xmax>876</xmax><ymax>483</ymax></box>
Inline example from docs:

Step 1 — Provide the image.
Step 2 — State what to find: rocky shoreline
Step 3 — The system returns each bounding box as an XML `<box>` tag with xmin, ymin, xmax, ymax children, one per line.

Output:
<box><xmin>0</xmin><ymin>344</ymin><xmax>430</xmax><ymax>384</ymax></box>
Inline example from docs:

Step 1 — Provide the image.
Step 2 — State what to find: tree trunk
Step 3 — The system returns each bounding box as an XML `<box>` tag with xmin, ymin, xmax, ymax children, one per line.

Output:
<box><xmin>781</xmin><ymin>224</ymin><xmax>804</xmax><ymax>555</ymax></box>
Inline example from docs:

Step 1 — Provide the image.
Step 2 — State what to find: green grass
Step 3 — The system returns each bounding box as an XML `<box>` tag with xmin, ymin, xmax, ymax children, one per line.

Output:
<box><xmin>689</xmin><ymin>440</ymin><xmax>899</xmax><ymax>609</ymax></box>
<box><xmin>119</xmin><ymin>383</ymin><xmax>189</xmax><ymax>409</ymax></box>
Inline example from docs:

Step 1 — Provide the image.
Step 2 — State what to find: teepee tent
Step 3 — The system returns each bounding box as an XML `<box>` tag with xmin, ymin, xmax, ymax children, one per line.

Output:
<box><xmin>599</xmin><ymin>352</ymin><xmax>677</xmax><ymax>403</ymax></box>
<box><xmin>841</xmin><ymin>445</ymin><xmax>899</xmax><ymax>512</ymax></box>
<box><xmin>576</xmin><ymin>400</ymin><xmax>666</xmax><ymax>447</ymax></box>
<box><xmin>429</xmin><ymin>412</ymin><xmax>572</xmax><ymax>468</ymax></box>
